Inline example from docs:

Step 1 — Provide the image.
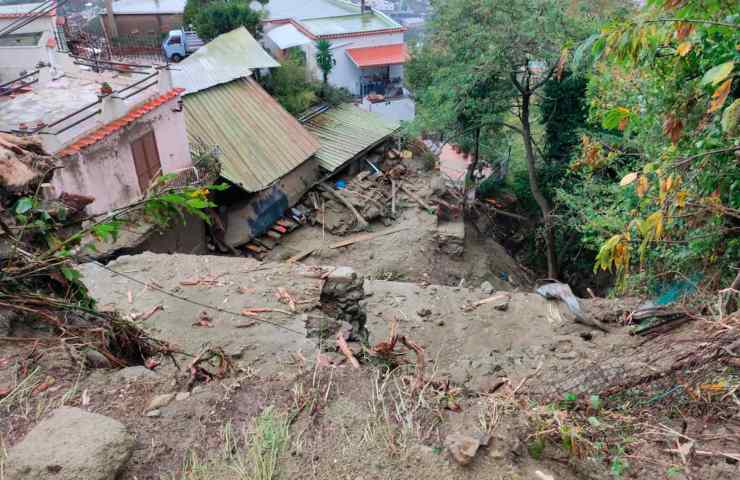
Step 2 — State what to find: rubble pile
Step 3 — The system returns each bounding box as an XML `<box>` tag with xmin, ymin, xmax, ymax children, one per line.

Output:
<box><xmin>319</xmin><ymin>266</ymin><xmax>368</xmax><ymax>343</ymax></box>
<box><xmin>301</xmin><ymin>150</ymin><xmax>434</xmax><ymax>236</ymax></box>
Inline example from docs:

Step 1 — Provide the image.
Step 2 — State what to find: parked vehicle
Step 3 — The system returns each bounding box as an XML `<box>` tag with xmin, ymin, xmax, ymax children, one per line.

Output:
<box><xmin>162</xmin><ymin>30</ymin><xmax>204</xmax><ymax>62</ymax></box>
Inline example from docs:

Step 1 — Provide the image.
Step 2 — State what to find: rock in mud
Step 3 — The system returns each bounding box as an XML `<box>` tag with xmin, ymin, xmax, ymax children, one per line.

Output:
<box><xmin>113</xmin><ymin>366</ymin><xmax>159</xmax><ymax>383</ymax></box>
<box><xmin>417</xmin><ymin>308</ymin><xmax>432</xmax><ymax>317</ymax></box>
<box><xmin>444</xmin><ymin>433</ymin><xmax>481</xmax><ymax>466</ymax></box>
<box><xmin>480</xmin><ymin>281</ymin><xmax>494</xmax><ymax>295</ymax></box>
<box><xmin>83</xmin><ymin>348</ymin><xmax>112</xmax><ymax>369</ymax></box>
<box><xmin>4</xmin><ymin>407</ymin><xmax>134</xmax><ymax>480</ymax></box>
<box><xmin>146</xmin><ymin>393</ymin><xmax>175</xmax><ymax>411</ymax></box>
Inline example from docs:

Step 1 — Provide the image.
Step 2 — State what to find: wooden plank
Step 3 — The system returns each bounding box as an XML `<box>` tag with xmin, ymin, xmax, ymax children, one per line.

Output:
<box><xmin>329</xmin><ymin>226</ymin><xmax>409</xmax><ymax>249</ymax></box>
<box><xmin>287</xmin><ymin>247</ymin><xmax>316</xmax><ymax>263</ymax></box>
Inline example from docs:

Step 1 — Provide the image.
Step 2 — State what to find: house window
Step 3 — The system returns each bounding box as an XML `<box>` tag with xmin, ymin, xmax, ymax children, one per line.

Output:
<box><xmin>0</xmin><ymin>32</ymin><xmax>43</xmax><ymax>47</ymax></box>
<box><xmin>131</xmin><ymin>131</ymin><xmax>162</xmax><ymax>192</ymax></box>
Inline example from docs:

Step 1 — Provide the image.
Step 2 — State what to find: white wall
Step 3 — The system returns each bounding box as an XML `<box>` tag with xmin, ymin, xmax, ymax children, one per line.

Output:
<box><xmin>0</xmin><ymin>31</ymin><xmax>50</xmax><ymax>80</ymax></box>
<box><xmin>301</xmin><ymin>31</ymin><xmax>404</xmax><ymax>95</ymax></box>
<box><xmin>51</xmin><ymin>96</ymin><xmax>194</xmax><ymax>214</ymax></box>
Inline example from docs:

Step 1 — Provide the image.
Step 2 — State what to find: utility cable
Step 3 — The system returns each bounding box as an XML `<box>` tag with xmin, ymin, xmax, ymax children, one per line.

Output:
<box><xmin>0</xmin><ymin>0</ymin><xmax>54</xmax><ymax>36</ymax></box>
<box><xmin>0</xmin><ymin>0</ymin><xmax>72</xmax><ymax>39</ymax></box>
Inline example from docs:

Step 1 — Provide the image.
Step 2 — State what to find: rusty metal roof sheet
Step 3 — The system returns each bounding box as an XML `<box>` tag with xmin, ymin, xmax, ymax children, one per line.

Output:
<box><xmin>183</xmin><ymin>77</ymin><xmax>320</xmax><ymax>192</ymax></box>
<box><xmin>303</xmin><ymin>104</ymin><xmax>399</xmax><ymax>172</ymax></box>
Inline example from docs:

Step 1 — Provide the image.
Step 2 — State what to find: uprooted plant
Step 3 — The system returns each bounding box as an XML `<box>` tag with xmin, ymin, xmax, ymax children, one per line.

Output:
<box><xmin>1</xmin><ymin>135</ymin><xmax>226</xmax><ymax>376</ymax></box>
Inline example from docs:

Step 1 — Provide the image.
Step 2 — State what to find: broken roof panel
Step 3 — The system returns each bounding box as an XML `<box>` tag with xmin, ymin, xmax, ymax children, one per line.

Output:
<box><xmin>172</xmin><ymin>27</ymin><xmax>279</xmax><ymax>94</ymax></box>
<box><xmin>346</xmin><ymin>43</ymin><xmax>408</xmax><ymax>68</ymax></box>
<box><xmin>303</xmin><ymin>104</ymin><xmax>399</xmax><ymax>172</ymax></box>
<box><xmin>266</xmin><ymin>24</ymin><xmax>311</xmax><ymax>49</ymax></box>
<box><xmin>183</xmin><ymin>77</ymin><xmax>319</xmax><ymax>192</ymax></box>
<box><xmin>110</xmin><ymin>0</ymin><xmax>185</xmax><ymax>14</ymax></box>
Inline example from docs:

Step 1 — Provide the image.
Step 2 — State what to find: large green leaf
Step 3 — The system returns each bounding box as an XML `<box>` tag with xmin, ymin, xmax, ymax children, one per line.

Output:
<box><xmin>15</xmin><ymin>197</ymin><xmax>33</xmax><ymax>214</ymax></box>
<box><xmin>701</xmin><ymin>61</ymin><xmax>734</xmax><ymax>86</ymax></box>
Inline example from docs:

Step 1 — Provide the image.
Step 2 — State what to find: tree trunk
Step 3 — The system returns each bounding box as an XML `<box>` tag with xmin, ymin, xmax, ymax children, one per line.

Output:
<box><xmin>463</xmin><ymin>127</ymin><xmax>481</xmax><ymax>208</ymax></box>
<box><xmin>521</xmin><ymin>92</ymin><xmax>558</xmax><ymax>279</ymax></box>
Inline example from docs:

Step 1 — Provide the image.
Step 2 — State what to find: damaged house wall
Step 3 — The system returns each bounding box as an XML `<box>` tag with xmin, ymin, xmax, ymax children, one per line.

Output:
<box><xmin>224</xmin><ymin>157</ymin><xmax>320</xmax><ymax>247</ymax></box>
<box><xmin>52</xmin><ymin>95</ymin><xmax>193</xmax><ymax>215</ymax></box>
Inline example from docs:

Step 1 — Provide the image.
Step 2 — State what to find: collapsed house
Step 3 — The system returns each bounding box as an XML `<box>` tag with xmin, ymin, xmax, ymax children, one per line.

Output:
<box><xmin>302</xmin><ymin>103</ymin><xmax>400</xmax><ymax>175</ymax></box>
<box><xmin>171</xmin><ymin>27</ymin><xmax>321</xmax><ymax>249</ymax></box>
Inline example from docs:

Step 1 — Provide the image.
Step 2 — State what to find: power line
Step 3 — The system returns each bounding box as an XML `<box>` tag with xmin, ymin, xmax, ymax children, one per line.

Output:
<box><xmin>0</xmin><ymin>0</ymin><xmax>72</xmax><ymax>39</ymax></box>
<box><xmin>0</xmin><ymin>1</ymin><xmax>56</xmax><ymax>37</ymax></box>
<box><xmin>86</xmin><ymin>259</ymin><xmax>307</xmax><ymax>337</ymax></box>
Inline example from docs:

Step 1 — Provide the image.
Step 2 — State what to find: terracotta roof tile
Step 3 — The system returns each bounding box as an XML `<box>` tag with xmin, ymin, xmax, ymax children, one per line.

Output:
<box><xmin>58</xmin><ymin>88</ymin><xmax>184</xmax><ymax>157</ymax></box>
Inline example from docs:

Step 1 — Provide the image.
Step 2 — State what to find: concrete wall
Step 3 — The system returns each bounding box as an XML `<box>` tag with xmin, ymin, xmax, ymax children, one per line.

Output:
<box><xmin>107</xmin><ymin>13</ymin><xmax>184</xmax><ymax>37</ymax></box>
<box><xmin>140</xmin><ymin>213</ymin><xmax>207</xmax><ymax>255</ymax></box>
<box><xmin>225</xmin><ymin>156</ymin><xmax>320</xmax><ymax>246</ymax></box>
<box><xmin>0</xmin><ymin>16</ymin><xmax>56</xmax><ymax>80</ymax></box>
<box><xmin>51</xmin><ymin>96</ymin><xmax>193</xmax><ymax>215</ymax></box>
<box><xmin>0</xmin><ymin>15</ymin><xmax>55</xmax><ymax>35</ymax></box>
<box><xmin>299</xmin><ymin>32</ymin><xmax>404</xmax><ymax>95</ymax></box>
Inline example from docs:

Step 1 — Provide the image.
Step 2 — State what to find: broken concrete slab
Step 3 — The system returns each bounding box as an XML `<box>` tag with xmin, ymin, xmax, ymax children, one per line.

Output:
<box><xmin>78</xmin><ymin>253</ymin><xmax>325</xmax><ymax>374</ymax></box>
<box><xmin>78</xmin><ymin>253</ymin><xmax>373</xmax><ymax>374</ymax></box>
<box><xmin>4</xmin><ymin>407</ymin><xmax>135</xmax><ymax>480</ymax></box>
<box><xmin>363</xmin><ymin>280</ymin><xmax>625</xmax><ymax>389</ymax></box>
<box><xmin>78</xmin><ymin>252</ymin><xmax>632</xmax><ymax>391</ymax></box>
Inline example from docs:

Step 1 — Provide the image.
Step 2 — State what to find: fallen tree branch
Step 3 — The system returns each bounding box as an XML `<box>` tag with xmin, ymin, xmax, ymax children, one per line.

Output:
<box><xmin>319</xmin><ymin>183</ymin><xmax>368</xmax><ymax>230</ymax></box>
<box><xmin>400</xmin><ymin>184</ymin><xmax>433</xmax><ymax>210</ymax></box>
<box><xmin>336</xmin><ymin>332</ymin><xmax>360</xmax><ymax>368</ymax></box>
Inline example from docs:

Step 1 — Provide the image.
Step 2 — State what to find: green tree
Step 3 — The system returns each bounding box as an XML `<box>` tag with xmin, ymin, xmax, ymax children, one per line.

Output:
<box><xmin>407</xmin><ymin>0</ymin><xmax>592</xmax><ymax>278</ymax></box>
<box><xmin>187</xmin><ymin>0</ymin><xmax>263</xmax><ymax>41</ymax></box>
<box><xmin>260</xmin><ymin>50</ymin><xmax>318</xmax><ymax>115</ymax></box>
<box><xmin>567</xmin><ymin>0</ymin><xmax>739</xmax><ymax>290</ymax></box>
<box><xmin>315</xmin><ymin>39</ymin><xmax>335</xmax><ymax>85</ymax></box>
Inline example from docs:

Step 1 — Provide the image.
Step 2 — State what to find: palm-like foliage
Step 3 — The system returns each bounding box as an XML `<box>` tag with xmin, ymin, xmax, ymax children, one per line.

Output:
<box><xmin>315</xmin><ymin>39</ymin><xmax>334</xmax><ymax>84</ymax></box>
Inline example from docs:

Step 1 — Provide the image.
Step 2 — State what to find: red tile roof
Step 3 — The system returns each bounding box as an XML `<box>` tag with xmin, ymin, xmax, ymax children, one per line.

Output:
<box><xmin>346</xmin><ymin>44</ymin><xmax>409</xmax><ymax>68</ymax></box>
<box><xmin>58</xmin><ymin>88</ymin><xmax>185</xmax><ymax>157</ymax></box>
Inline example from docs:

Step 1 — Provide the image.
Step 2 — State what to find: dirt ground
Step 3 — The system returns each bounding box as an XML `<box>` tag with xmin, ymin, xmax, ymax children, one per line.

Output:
<box><xmin>262</xmin><ymin>168</ymin><xmax>531</xmax><ymax>291</ymax></box>
<box><xmin>2</xmin><ymin>164</ymin><xmax>738</xmax><ymax>480</ymax></box>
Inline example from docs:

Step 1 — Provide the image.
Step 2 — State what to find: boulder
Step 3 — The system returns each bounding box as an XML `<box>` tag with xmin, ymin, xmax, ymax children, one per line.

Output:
<box><xmin>444</xmin><ymin>432</ymin><xmax>481</xmax><ymax>466</ymax></box>
<box><xmin>4</xmin><ymin>407</ymin><xmax>134</xmax><ymax>480</ymax></box>
<box><xmin>113</xmin><ymin>366</ymin><xmax>159</xmax><ymax>383</ymax></box>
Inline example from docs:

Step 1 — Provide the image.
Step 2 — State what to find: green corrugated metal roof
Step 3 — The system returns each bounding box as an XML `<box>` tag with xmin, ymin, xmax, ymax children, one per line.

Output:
<box><xmin>300</xmin><ymin>12</ymin><xmax>400</xmax><ymax>36</ymax></box>
<box><xmin>303</xmin><ymin>104</ymin><xmax>400</xmax><ymax>172</ymax></box>
<box><xmin>172</xmin><ymin>27</ymin><xmax>279</xmax><ymax>95</ymax></box>
<box><xmin>183</xmin><ymin>78</ymin><xmax>320</xmax><ymax>192</ymax></box>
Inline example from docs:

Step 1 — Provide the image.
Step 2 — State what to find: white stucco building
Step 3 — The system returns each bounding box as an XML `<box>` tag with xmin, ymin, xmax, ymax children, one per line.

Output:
<box><xmin>0</xmin><ymin>2</ymin><xmax>63</xmax><ymax>80</ymax></box>
<box><xmin>0</xmin><ymin>62</ymin><xmax>193</xmax><ymax>214</ymax></box>
<box><xmin>258</xmin><ymin>0</ymin><xmax>408</xmax><ymax>97</ymax></box>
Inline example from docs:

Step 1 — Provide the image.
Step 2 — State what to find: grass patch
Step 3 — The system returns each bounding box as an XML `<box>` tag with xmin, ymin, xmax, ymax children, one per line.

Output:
<box><xmin>166</xmin><ymin>407</ymin><xmax>289</xmax><ymax>480</ymax></box>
